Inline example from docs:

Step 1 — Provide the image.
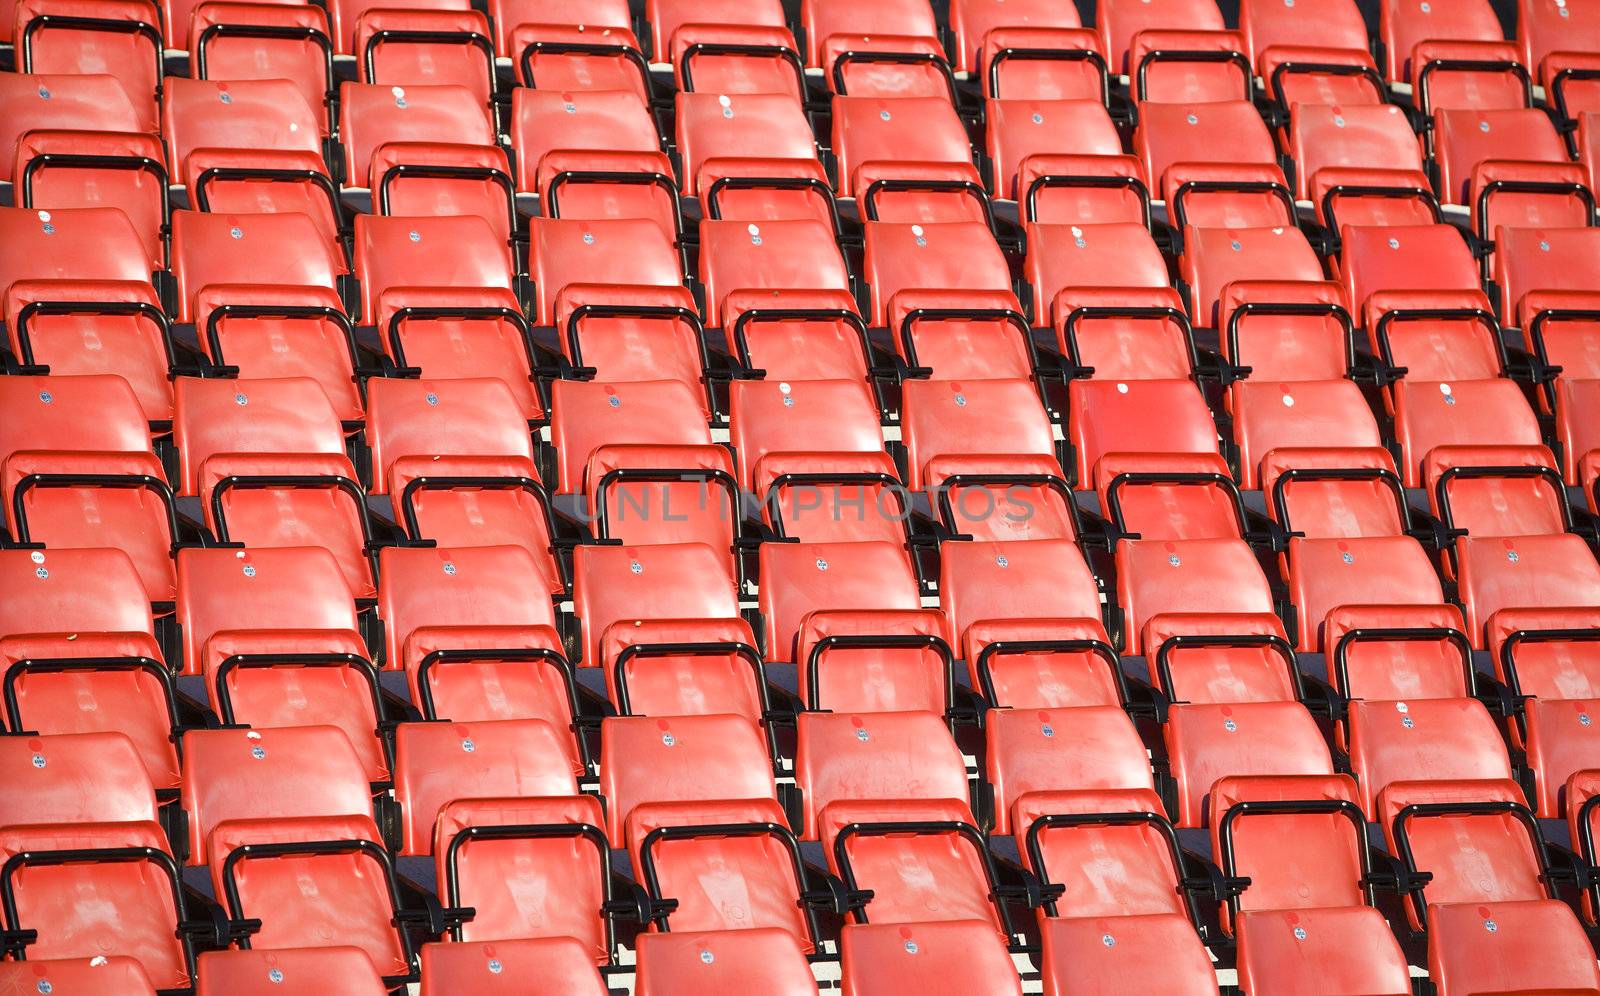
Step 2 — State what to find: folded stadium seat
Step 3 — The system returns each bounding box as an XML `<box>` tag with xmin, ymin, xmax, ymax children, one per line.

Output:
<box><xmin>1424</xmin><ymin>444</ymin><xmax>1567</xmax><ymax>541</ymax></box>
<box><xmin>1</xmin><ymin>448</ymin><xmax>175</xmax><ymax>606</ymax></box>
<box><xmin>599</xmin><ymin>617</ymin><xmax>769</xmax><ymax>722</ymax></box>
<box><xmin>673</xmin><ymin>91</ymin><xmax>822</xmax><ymax>202</ymax></box>
<box><xmin>0</xmin><ymin>632</ymin><xmax>180</xmax><ymax>792</ymax></box>
<box><xmin>1336</xmin><ymin>223</ymin><xmax>1480</xmax><ymax>329</ymax></box>
<box><xmin>794</xmin><ymin>609</ymin><xmax>955</xmax><ymax>714</ymax></box>
<box><xmin>841</xmin><ymin>920</ymin><xmax>1022</xmax><ymax>996</ymax></box>
<box><xmin>1068</xmin><ymin>377</ymin><xmax>1221</xmax><ymax>486</ymax></box>
<box><xmin>549</xmin><ymin>379</ymin><xmax>716</xmax><ymax>518</ymax></box>
<box><xmin>1430</xmin><ymin>899</ymin><xmax>1600</xmax><ymax>996</ymax></box>
<box><xmin>1353</xmin><ymin>687</ymin><xmax>1519</xmax><ymax>824</ymax></box>
<box><xmin>888</xmin><ymin>288</ymin><xmax>1038</xmax><ymax>385</ymax></box>
<box><xmin>0</xmin><ymin>957</ymin><xmax>156</xmax><ymax>996</ymax></box>
<box><xmin>1015</xmin><ymin>153</ymin><xmax>1148</xmax><ymax>228</ymax></box>
<box><xmin>1391</xmin><ymin>377</ymin><xmax>1543</xmax><ymax>488</ymax></box>
<box><xmin>1143</xmin><ymin>613</ymin><xmax>1303</xmax><ymax>709</ymax></box>
<box><xmin>1378</xmin><ymin>778</ymin><xmax>1553</xmax><ymax>930</ymax></box>
<box><xmin>14</xmin><ymin>129</ymin><xmax>168</xmax><ymax>272</ymax></box>
<box><xmin>1362</xmin><ymin>288</ymin><xmax>1506</xmax><ymax>387</ymax></box>
<box><xmin>529</xmin><ymin>216</ymin><xmax>683</xmax><ymax>327</ymax></box>
<box><xmin>584</xmin><ymin>443</ymin><xmax>740</xmax><ymax>566</ymax></box>
<box><xmin>0</xmin><ymin>729</ymin><xmax>163</xmax><ymax>830</ymax></box>
<box><xmin>1092</xmin><ymin>452</ymin><xmax>1242</xmax><ymax>546</ymax></box>
<box><xmin>1457</xmin><ymin>533</ymin><xmax>1600</xmax><ymax>648</ymax></box>
<box><xmin>979</xmin><ymin>26</ymin><xmax>1110</xmax><ymax>103</ymax></box>
<box><xmin>1519</xmin><ymin>0</ymin><xmax>1600</xmax><ymax>92</ymax></box>
<box><xmin>354</xmin><ymin>8</ymin><xmax>494</xmax><ymax>109</ymax></box>
<box><xmin>1208</xmin><ymin>774</ymin><xmax>1409</xmax><ymax>977</ymax></box>
<box><xmin>1486</xmin><ymin>608</ymin><xmax>1600</xmax><ymax>815</ymax></box>
<box><xmin>1259</xmin><ymin>45</ymin><xmax>1385</xmax><ymax>119</ymax></box>
<box><xmin>1259</xmin><ymin>446</ymin><xmax>1410</xmax><ymax>539</ymax></box>
<box><xmin>647</xmin><ymin>0</ymin><xmax>787</xmax><ymax>61</ymax></box>
<box><xmin>510</xmin><ymin>86</ymin><xmax>670</xmax><ymax>219</ymax></box>
<box><xmin>637</xmin><ymin>929</ymin><xmax>820</xmax><ymax>996</ymax></box>
<box><xmin>599</xmin><ymin>713</ymin><xmax>776</xmax><ymax>843</ymax></box>
<box><xmin>322</xmin><ymin>0</ymin><xmax>468</xmax><ymax>55</ymax></box>
<box><xmin>393</xmin><ymin>719</ymin><xmax>579</xmax><ymax>857</ymax></box>
<box><xmin>188</xmin><ymin>1</ymin><xmax>335</xmax><ymax>134</ymax></box>
<box><xmin>0</xmin><ymin>373</ymin><xmax>151</xmax><ymax>468</ymax></box>
<box><xmin>828</xmin><ymin>95</ymin><xmax>976</xmax><ymax>200</ymax></box>
<box><xmin>377</xmin><ymin>544</ymin><xmax>572</xmax><ymax>728</ymax></box>
<box><xmin>1097</xmin><ymin>0</ymin><xmax>1225</xmax><ymax>76</ymax></box>
<box><xmin>1126</xmin><ymin>29</ymin><xmax>1251</xmax><ymax>105</ymax></box>
<box><xmin>794</xmin><ymin>709</ymin><xmax>969</xmax><ymax>839</ymax></box>
<box><xmin>419</xmin><ymin>937</ymin><xmax>607</xmax><ymax>996</ymax></box>
<box><xmin>179</xmin><ymin>728</ymin><xmax>419</xmax><ymax>984</ymax></box>
<box><xmin>726</xmin><ymin>375</ymin><xmax>882</xmax><ymax>491</ymax></box>
<box><xmin>1166</xmin><ymin>696</ymin><xmax>1335</xmax><ymax>827</ymax></box>
<box><xmin>1407</xmin><ymin>38</ymin><xmax>1533</xmax><ymax>117</ymax></box>
<box><xmin>196</xmin><ymin>947</ymin><xmax>388</xmax><ymax>996</ymax></box>
<box><xmin>1239</xmin><ymin>0</ymin><xmax>1370</xmax><ymax>81</ymax></box>
<box><xmin>0</xmin><ymin>822</ymin><xmax>199</xmax><ymax>990</ymax></box>
<box><xmin>337</xmin><ymin>82</ymin><xmax>493</xmax><ymax>190</ymax></box>
<box><xmin>966</xmin><ymin>626</ymin><xmax>1122</xmax><ymax>714</ymax></box>
<box><xmin>699</xmin><ymin>219</ymin><xmax>851</xmax><ymax>329</ymax></box>
<box><xmin>757</xmin><ymin>540</ymin><xmax>921</xmax><ymax>664</ymax></box>
<box><xmin>1025</xmin><ymin>221</ymin><xmax>1170</xmax><ymax>327</ymax></box>
<box><xmin>1432</xmin><ymin>107</ymin><xmax>1568</xmax><ymax>208</ymax></box>
<box><xmin>1180</xmin><ymin>225</ymin><xmax>1326</xmax><ymax>330</ymax></box>
<box><xmin>0</xmin><ymin>73</ymin><xmax>141</xmax><ymax>180</ymax></box>
<box><xmin>0</xmin><ymin>549</ymin><xmax>155</xmax><ymax>669</ymax></box>
<box><xmin>1379</xmin><ymin>0</ymin><xmax>1507</xmax><ymax>84</ymax></box>
<box><xmin>1287</xmin><ymin>533</ymin><xmax>1446</xmax><ymax>652</ymax></box>
<box><xmin>1468</xmin><ymin>160</ymin><xmax>1595</xmax><ymax>249</ymax></box>
<box><xmin>985</xmin><ymin>98</ymin><xmax>1121</xmax><ymax>200</ymax></box>
<box><xmin>723</xmin><ymin>288</ymin><xmax>872</xmax><ymax>382</ymax></box>
<box><xmin>506</xmin><ymin>22</ymin><xmax>648</xmax><ymax>100</ymax></box>
<box><xmin>949</xmin><ymin>0</ymin><xmax>1083</xmax><ymax>73</ymax></box>
<box><xmin>429</xmin><ymin>796</ymin><xmax>613</xmax><ymax>954</ymax></box>
<box><xmin>667</xmin><ymin>23</ymin><xmax>805</xmax><ymax>102</ymax></box>
<box><xmin>799</xmin><ymin>0</ymin><xmax>938</xmax><ymax>69</ymax></box>
<box><xmin>1323</xmin><ymin>602</ymin><xmax>1474</xmax><ymax>701</ymax></box>
<box><xmin>1133</xmin><ymin>101</ymin><xmax>1278</xmax><ymax>199</ymax></box>
<box><xmin>171</xmin><ymin>372</ymin><xmax>343</xmax><ymax>492</ymax></box>
<box><xmin>862</xmin><ymin>221</ymin><xmax>1015</xmax><ymax>328</ymax></box>
<box><xmin>939</xmin><ymin>535</ymin><xmax>1102</xmax><ymax>646</ymax></box>
<box><xmin>1041</xmin><ymin>914</ymin><xmax>1219</xmax><ymax>996</ymax></box>
<box><xmin>2</xmin><ymin>279</ymin><xmax>174</xmax><ymax>425</ymax></box>
<box><xmin>0</xmin><ymin>207</ymin><xmax>153</xmax><ymax>310</ymax></box>
<box><xmin>13</xmin><ymin>0</ymin><xmax>160</xmax><ymax>131</ymax></box>
<box><xmin>1161</xmin><ymin>162</ymin><xmax>1296</xmax><ymax>234</ymax></box>
<box><xmin>162</xmin><ymin>78</ymin><xmax>342</xmax><ymax>261</ymax></box>
<box><xmin>364</xmin><ymin>370</ymin><xmax>535</xmax><ymax>502</ymax></box>
<box><xmin>987</xmin><ymin>705</ymin><xmax>1160</xmax><ymax>840</ymax></box>
<box><xmin>169</xmin><ymin>210</ymin><xmax>345</xmax><ymax>338</ymax></box>
<box><xmin>176</xmin><ymin>546</ymin><xmax>358</xmax><ymax>677</ymax></box>
<box><xmin>355</xmin><ymin>218</ymin><xmax>540</xmax><ymax>414</ymax></box>
<box><xmin>819</xmin><ymin>797</ymin><xmax>1016</xmax><ymax>942</ymax></box>
<box><xmin>1495</xmin><ymin>225</ymin><xmax>1600</xmax><ymax>328</ymax></box>
<box><xmin>820</xmin><ymin>33</ymin><xmax>956</xmax><ymax>102</ymax></box>
<box><xmin>1286</xmin><ymin>101</ymin><xmax>1423</xmax><ymax>203</ymax></box>
<box><xmin>1115</xmin><ymin>541</ymin><xmax>1275</xmax><ymax>658</ymax></box>
<box><xmin>624</xmin><ymin>797</ymin><xmax>823</xmax><ymax>947</ymax></box>
<box><xmin>1215</xmin><ymin>280</ymin><xmax>1353</xmax><ymax>384</ymax></box>
<box><xmin>753</xmin><ymin>448</ymin><xmax>913</xmax><ymax>547</ymax></box>
<box><xmin>1311</xmin><ymin>166</ymin><xmax>1443</xmax><ymax>234</ymax></box>
<box><xmin>368</xmin><ymin>142</ymin><xmax>515</xmax><ymax>248</ymax></box>
<box><xmin>900</xmin><ymin>377</ymin><xmax>1056</xmax><ymax>491</ymax></box>
<box><xmin>572</xmin><ymin>541</ymin><xmax>740</xmax><ymax>669</ymax></box>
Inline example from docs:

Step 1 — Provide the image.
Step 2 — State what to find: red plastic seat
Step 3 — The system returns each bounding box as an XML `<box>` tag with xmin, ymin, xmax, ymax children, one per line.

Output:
<box><xmin>727</xmin><ymin>288</ymin><xmax>874</xmax><ymax>383</ymax></box>
<box><xmin>667</xmin><ymin>24</ymin><xmax>801</xmax><ymax>102</ymax></box>
<box><xmin>1288</xmin><ymin>535</ymin><xmax>1446</xmax><ymax>652</ymax></box>
<box><xmin>366</xmin><ymin>376</ymin><xmax>537</xmax><ymax>495</ymax></box>
<box><xmin>1495</xmin><ymin>226</ymin><xmax>1600</xmax><ymax>329</ymax></box>
<box><xmin>1392</xmin><ymin>378</ymin><xmax>1542</xmax><ymax>488</ymax></box>
<box><xmin>1116</xmin><ymin>541</ymin><xmax>1276</xmax><ymax>655</ymax></box>
<box><xmin>1181</xmin><ymin>225</ymin><xmax>1325</xmax><ymax>329</ymax></box>
<box><xmin>1288</xmin><ymin>102</ymin><xmax>1423</xmax><ymax>201</ymax></box>
<box><xmin>394</xmin><ymin>718</ymin><xmax>579</xmax><ymax>856</ymax></box>
<box><xmin>1237</xmin><ymin>906</ymin><xmax>1409</xmax><ymax>995</ymax></box>
<box><xmin>829</xmin><ymin>95</ymin><xmax>974</xmax><ymax>198</ymax></box>
<box><xmin>862</xmin><ymin>221</ymin><xmax>1012</xmax><ymax>328</ymax></box>
<box><xmin>794</xmin><ymin>710</ymin><xmax>969</xmax><ymax>840</ymax></box>
<box><xmin>599</xmin><ymin>714</ymin><xmax>776</xmax><ymax>843</ymax></box>
<box><xmin>572</xmin><ymin>542</ymin><xmax>739</xmax><ymax>669</ymax></box>
<box><xmin>169</xmin><ymin>209</ymin><xmax>343</xmax><ymax>325</ymax></box>
<box><xmin>0</xmin><ymin>547</ymin><xmax>154</xmax><ymax>650</ymax></box>
<box><xmin>940</xmin><ymin>539</ymin><xmax>1102</xmax><ymax>655</ymax></box>
<box><xmin>986</xmin><ymin>98</ymin><xmax>1120</xmax><ymax>200</ymax></box>
<box><xmin>1165</xmin><ymin>699</ymin><xmax>1335</xmax><ymax>827</ymax></box>
<box><xmin>175</xmin><ymin>546</ymin><xmax>357</xmax><ymax>677</ymax></box>
<box><xmin>1338</xmin><ymin>224</ymin><xmax>1480</xmax><ymax>322</ymax></box>
<box><xmin>901</xmin><ymin>378</ymin><xmax>1055</xmax><ymax>492</ymax></box>
<box><xmin>1098</xmin><ymin>0</ymin><xmax>1225</xmax><ymax>75</ymax></box>
<box><xmin>0</xmin><ymin>823</ymin><xmax>195</xmax><ymax>990</ymax></box>
<box><xmin>1067</xmin><ymin>377</ymin><xmax>1219</xmax><ymax>486</ymax></box>
<box><xmin>1434</xmin><ymin>108</ymin><xmax>1568</xmax><ymax>206</ymax></box>
<box><xmin>636</xmin><ymin>928</ymin><xmax>820</xmax><ymax>996</ymax></box>
<box><xmin>673</xmin><ymin>91</ymin><xmax>819</xmax><ymax>199</ymax></box>
<box><xmin>0</xmin><ymin>208</ymin><xmax>152</xmax><ymax>315</ymax></box>
<box><xmin>195</xmin><ymin>948</ymin><xmax>388</xmax><ymax>996</ymax></box>
<box><xmin>950</xmin><ymin>0</ymin><xmax>1083</xmax><ymax>74</ymax></box>
<box><xmin>1457</xmin><ymin>534</ymin><xmax>1600</xmax><ymax>647</ymax></box>
<box><xmin>1133</xmin><ymin>101</ymin><xmax>1276</xmax><ymax>194</ymax></box>
<box><xmin>840</xmin><ymin>920</ymin><xmax>1022</xmax><ymax>996</ymax></box>
<box><xmin>1260</xmin><ymin>447</ymin><xmax>1407</xmax><ymax>539</ymax></box>
<box><xmin>1231</xmin><ymin>379</ymin><xmax>1384</xmax><ymax>490</ymax></box>
<box><xmin>1026</xmin><ymin>222</ymin><xmax>1169</xmax><ymax>326</ymax></box>
<box><xmin>1128</xmin><ymin>28</ymin><xmax>1251</xmax><ymax>104</ymax></box>
<box><xmin>758</xmin><ymin>540</ymin><xmax>920</xmax><ymax>664</ymax></box>
<box><xmin>171</xmin><ymin>374</ymin><xmax>345</xmax><ymax>498</ymax></box>
<box><xmin>1041</xmin><ymin>913</ymin><xmax>1218</xmax><ymax>996</ymax></box>
<box><xmin>15</xmin><ymin>0</ymin><xmax>160</xmax><ymax>130</ymax></box>
<box><xmin>800</xmin><ymin>0</ymin><xmax>939</xmax><ymax>69</ymax></box>
<box><xmin>188</xmin><ymin>1</ymin><xmax>334</xmax><ymax>134</ymax></box>
<box><xmin>1162</xmin><ymin>161</ymin><xmax>1295</xmax><ymax>233</ymax></box>
<box><xmin>0</xmin><ymin>74</ymin><xmax>141</xmax><ymax>179</ymax></box>
<box><xmin>529</xmin><ymin>217</ymin><xmax>682</xmax><ymax>326</ymax></box>
<box><xmin>14</xmin><ymin>129</ymin><xmax>167</xmax><ymax>273</ymax></box>
<box><xmin>431</xmin><ymin>796</ymin><xmax>610</xmax><ymax>954</ymax></box>
<box><xmin>0</xmin><ymin>730</ymin><xmax>159</xmax><ymax>831</ymax></box>
<box><xmin>337</xmin><ymin>81</ymin><xmax>493</xmax><ymax>189</ymax></box>
<box><xmin>418</xmin><ymin>937</ymin><xmax>607</xmax><ymax>996</ymax></box>
<box><xmin>1429</xmin><ymin>899</ymin><xmax>1600</xmax><ymax>996</ymax></box>
<box><xmin>988</xmin><ymin>710</ymin><xmax>1156</xmax><ymax>837</ymax></box>
<box><xmin>698</xmin><ymin>217</ymin><xmax>849</xmax><ymax>328</ymax></box>
<box><xmin>0</xmin><ymin>958</ymin><xmax>157</xmax><ymax>996</ymax></box>
<box><xmin>1216</xmin><ymin>280</ymin><xmax>1353</xmax><ymax>383</ymax></box>
<box><xmin>982</xmin><ymin>27</ymin><xmax>1110</xmax><ymax>101</ymax></box>
<box><xmin>1379</xmin><ymin>0</ymin><xmax>1504</xmax><ymax>82</ymax></box>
